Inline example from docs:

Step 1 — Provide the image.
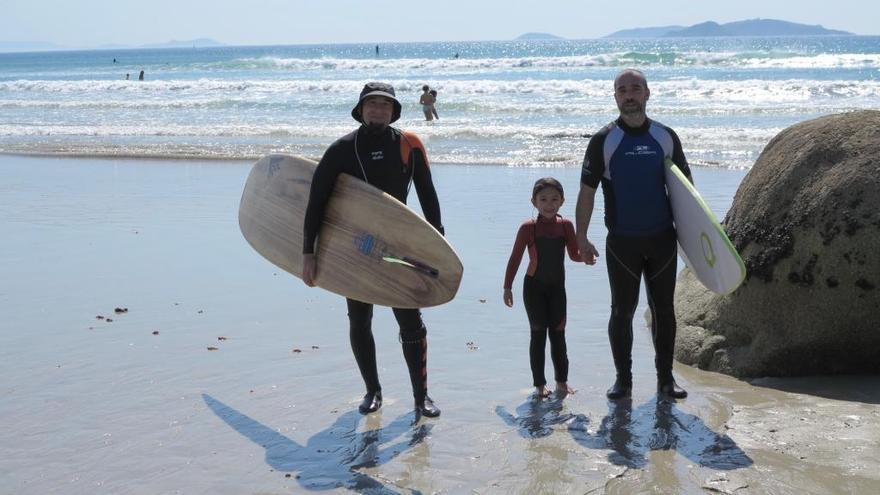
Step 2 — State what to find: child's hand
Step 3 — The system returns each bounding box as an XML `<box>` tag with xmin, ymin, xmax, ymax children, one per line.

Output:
<box><xmin>503</xmin><ymin>289</ymin><xmax>514</xmax><ymax>307</ymax></box>
<box><xmin>578</xmin><ymin>237</ymin><xmax>599</xmax><ymax>265</ymax></box>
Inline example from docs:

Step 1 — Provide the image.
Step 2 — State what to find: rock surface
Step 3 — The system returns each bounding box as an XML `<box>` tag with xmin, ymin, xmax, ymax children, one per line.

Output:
<box><xmin>675</xmin><ymin>110</ymin><xmax>880</xmax><ymax>377</ymax></box>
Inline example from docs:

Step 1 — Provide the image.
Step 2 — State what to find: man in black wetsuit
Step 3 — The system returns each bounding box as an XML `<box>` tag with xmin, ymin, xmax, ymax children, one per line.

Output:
<box><xmin>302</xmin><ymin>82</ymin><xmax>444</xmax><ymax>419</ymax></box>
<box><xmin>575</xmin><ymin>69</ymin><xmax>692</xmax><ymax>400</ymax></box>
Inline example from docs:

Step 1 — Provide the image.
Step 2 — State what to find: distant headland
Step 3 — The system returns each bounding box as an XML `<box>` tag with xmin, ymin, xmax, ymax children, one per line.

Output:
<box><xmin>604</xmin><ymin>18</ymin><xmax>853</xmax><ymax>38</ymax></box>
<box><xmin>515</xmin><ymin>33</ymin><xmax>566</xmax><ymax>41</ymax></box>
<box><xmin>514</xmin><ymin>19</ymin><xmax>854</xmax><ymax>41</ymax></box>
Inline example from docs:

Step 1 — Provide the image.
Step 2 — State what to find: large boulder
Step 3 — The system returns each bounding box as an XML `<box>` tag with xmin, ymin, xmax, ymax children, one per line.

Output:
<box><xmin>674</xmin><ymin>111</ymin><xmax>880</xmax><ymax>377</ymax></box>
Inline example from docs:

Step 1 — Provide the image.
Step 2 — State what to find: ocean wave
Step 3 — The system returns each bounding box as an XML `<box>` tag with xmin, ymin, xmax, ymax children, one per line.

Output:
<box><xmin>0</xmin><ymin>120</ymin><xmax>800</xmax><ymax>148</ymax></box>
<box><xmin>0</xmin><ymin>98</ymin><xmax>286</xmax><ymax>110</ymax></box>
<box><xmin>4</xmin><ymin>78</ymin><xmax>879</xmax><ymax>106</ymax></box>
<box><xmin>0</xmin><ymin>78</ymin><xmax>363</xmax><ymax>94</ymax></box>
<box><xmin>217</xmin><ymin>51</ymin><xmax>880</xmax><ymax>71</ymax></box>
<box><xmin>0</xmin><ymin>122</ymin><xmax>592</xmax><ymax>140</ymax></box>
<box><xmin>0</xmin><ymin>123</ymin><xmax>354</xmax><ymax>138</ymax></box>
<box><xmin>0</xmin><ymin>120</ymin><xmax>777</xmax><ymax>171</ymax></box>
<box><xmin>7</xmin><ymin>51</ymin><xmax>874</xmax><ymax>86</ymax></box>
<box><xmin>0</xmin><ymin>143</ymin><xmax>755</xmax><ymax>170</ymax></box>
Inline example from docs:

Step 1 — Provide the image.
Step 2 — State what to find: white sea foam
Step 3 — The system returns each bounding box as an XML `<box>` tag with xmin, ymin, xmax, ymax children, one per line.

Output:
<box><xmin>4</xmin><ymin>77</ymin><xmax>879</xmax><ymax>102</ymax></box>
<box><xmin>0</xmin><ymin>123</ymin><xmax>354</xmax><ymax>138</ymax></box>
<box><xmin>223</xmin><ymin>52</ymin><xmax>880</xmax><ymax>71</ymax></box>
<box><xmin>0</xmin><ymin>120</ymin><xmax>779</xmax><ymax>171</ymax></box>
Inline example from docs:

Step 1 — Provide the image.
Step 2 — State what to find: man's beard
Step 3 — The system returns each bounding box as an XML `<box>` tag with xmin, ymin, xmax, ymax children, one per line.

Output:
<box><xmin>619</xmin><ymin>101</ymin><xmax>644</xmax><ymax>117</ymax></box>
<box><xmin>364</xmin><ymin>122</ymin><xmax>388</xmax><ymax>135</ymax></box>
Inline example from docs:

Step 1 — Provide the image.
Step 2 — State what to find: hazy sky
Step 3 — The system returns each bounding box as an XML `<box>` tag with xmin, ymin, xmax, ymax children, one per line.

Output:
<box><xmin>2</xmin><ymin>0</ymin><xmax>877</xmax><ymax>48</ymax></box>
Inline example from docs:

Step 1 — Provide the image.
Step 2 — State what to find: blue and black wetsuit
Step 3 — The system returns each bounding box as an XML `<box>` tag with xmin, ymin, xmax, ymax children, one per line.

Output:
<box><xmin>303</xmin><ymin>125</ymin><xmax>443</xmax><ymax>405</ymax></box>
<box><xmin>581</xmin><ymin>117</ymin><xmax>692</xmax><ymax>385</ymax></box>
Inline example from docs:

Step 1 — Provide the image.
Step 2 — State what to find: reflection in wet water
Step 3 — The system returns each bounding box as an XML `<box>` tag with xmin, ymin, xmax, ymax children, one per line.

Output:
<box><xmin>495</xmin><ymin>395</ymin><xmax>585</xmax><ymax>439</ymax></box>
<box><xmin>203</xmin><ymin>394</ymin><xmax>431</xmax><ymax>494</ymax></box>
<box><xmin>568</xmin><ymin>398</ymin><xmax>753</xmax><ymax>470</ymax></box>
<box><xmin>495</xmin><ymin>396</ymin><xmax>594</xmax><ymax>493</ymax></box>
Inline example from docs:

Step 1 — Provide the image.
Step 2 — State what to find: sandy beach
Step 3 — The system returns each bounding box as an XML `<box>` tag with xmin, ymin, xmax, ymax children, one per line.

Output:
<box><xmin>1</xmin><ymin>154</ymin><xmax>878</xmax><ymax>494</ymax></box>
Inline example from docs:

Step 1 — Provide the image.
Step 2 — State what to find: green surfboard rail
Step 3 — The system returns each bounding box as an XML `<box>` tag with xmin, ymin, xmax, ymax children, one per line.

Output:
<box><xmin>666</xmin><ymin>158</ymin><xmax>746</xmax><ymax>295</ymax></box>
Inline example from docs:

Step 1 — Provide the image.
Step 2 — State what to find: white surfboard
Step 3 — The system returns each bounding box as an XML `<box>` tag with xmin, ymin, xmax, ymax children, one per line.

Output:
<box><xmin>665</xmin><ymin>159</ymin><xmax>746</xmax><ymax>295</ymax></box>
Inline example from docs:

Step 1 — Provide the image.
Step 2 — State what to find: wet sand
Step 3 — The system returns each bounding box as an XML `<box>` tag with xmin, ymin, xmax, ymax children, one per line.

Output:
<box><xmin>1</xmin><ymin>154</ymin><xmax>878</xmax><ymax>494</ymax></box>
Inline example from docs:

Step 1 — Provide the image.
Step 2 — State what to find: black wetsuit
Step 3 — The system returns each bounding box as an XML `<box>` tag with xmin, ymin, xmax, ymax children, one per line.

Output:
<box><xmin>581</xmin><ymin>117</ymin><xmax>691</xmax><ymax>384</ymax></box>
<box><xmin>303</xmin><ymin>125</ymin><xmax>443</xmax><ymax>403</ymax></box>
<box><xmin>504</xmin><ymin>215</ymin><xmax>580</xmax><ymax>387</ymax></box>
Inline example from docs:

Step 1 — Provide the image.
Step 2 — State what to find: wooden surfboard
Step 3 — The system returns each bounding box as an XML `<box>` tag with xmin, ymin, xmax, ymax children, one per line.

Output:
<box><xmin>239</xmin><ymin>154</ymin><xmax>463</xmax><ymax>308</ymax></box>
<box><xmin>665</xmin><ymin>159</ymin><xmax>746</xmax><ymax>295</ymax></box>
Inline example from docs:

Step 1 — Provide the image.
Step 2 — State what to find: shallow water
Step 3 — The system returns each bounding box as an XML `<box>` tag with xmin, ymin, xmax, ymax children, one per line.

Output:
<box><xmin>1</xmin><ymin>155</ymin><xmax>877</xmax><ymax>494</ymax></box>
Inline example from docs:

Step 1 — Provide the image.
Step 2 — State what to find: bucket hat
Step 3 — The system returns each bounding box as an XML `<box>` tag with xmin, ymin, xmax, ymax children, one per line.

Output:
<box><xmin>351</xmin><ymin>82</ymin><xmax>402</xmax><ymax>123</ymax></box>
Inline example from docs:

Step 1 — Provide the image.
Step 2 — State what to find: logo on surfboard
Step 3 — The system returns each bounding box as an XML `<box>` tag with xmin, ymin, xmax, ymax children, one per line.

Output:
<box><xmin>700</xmin><ymin>232</ymin><xmax>717</xmax><ymax>268</ymax></box>
<box><xmin>354</xmin><ymin>233</ymin><xmax>439</xmax><ymax>278</ymax></box>
<box><xmin>354</xmin><ymin>233</ymin><xmax>378</xmax><ymax>256</ymax></box>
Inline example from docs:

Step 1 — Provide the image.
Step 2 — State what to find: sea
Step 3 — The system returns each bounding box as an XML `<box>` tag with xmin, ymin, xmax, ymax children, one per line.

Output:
<box><xmin>1</xmin><ymin>36</ymin><xmax>879</xmax><ymax>168</ymax></box>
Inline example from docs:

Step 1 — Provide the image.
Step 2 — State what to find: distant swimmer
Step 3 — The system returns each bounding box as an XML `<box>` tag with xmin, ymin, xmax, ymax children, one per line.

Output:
<box><xmin>375</xmin><ymin>44</ymin><xmax>379</xmax><ymax>56</ymax></box>
<box><xmin>125</xmin><ymin>73</ymin><xmax>130</xmax><ymax>80</ymax></box>
<box><xmin>138</xmin><ymin>70</ymin><xmax>144</xmax><ymax>81</ymax></box>
<box><xmin>113</xmin><ymin>58</ymin><xmax>117</xmax><ymax>63</ymax></box>
<box><xmin>454</xmin><ymin>53</ymin><xmax>459</xmax><ymax>59</ymax></box>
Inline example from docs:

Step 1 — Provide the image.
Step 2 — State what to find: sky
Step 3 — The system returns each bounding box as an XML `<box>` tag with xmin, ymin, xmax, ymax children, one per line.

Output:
<box><xmin>1</xmin><ymin>0</ymin><xmax>877</xmax><ymax>48</ymax></box>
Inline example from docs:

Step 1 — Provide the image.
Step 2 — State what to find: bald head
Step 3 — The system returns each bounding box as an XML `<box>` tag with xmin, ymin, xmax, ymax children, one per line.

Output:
<box><xmin>613</xmin><ymin>69</ymin><xmax>650</xmax><ymax>125</ymax></box>
<box><xmin>614</xmin><ymin>69</ymin><xmax>648</xmax><ymax>91</ymax></box>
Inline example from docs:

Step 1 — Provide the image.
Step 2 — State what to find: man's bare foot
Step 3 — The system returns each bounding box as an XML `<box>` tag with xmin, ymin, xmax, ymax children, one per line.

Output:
<box><xmin>556</xmin><ymin>382</ymin><xmax>576</xmax><ymax>396</ymax></box>
<box><xmin>535</xmin><ymin>386</ymin><xmax>551</xmax><ymax>398</ymax></box>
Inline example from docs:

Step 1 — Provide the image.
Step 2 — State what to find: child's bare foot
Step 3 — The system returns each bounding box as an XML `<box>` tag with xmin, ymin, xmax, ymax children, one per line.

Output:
<box><xmin>556</xmin><ymin>382</ymin><xmax>576</xmax><ymax>396</ymax></box>
<box><xmin>535</xmin><ymin>386</ymin><xmax>551</xmax><ymax>398</ymax></box>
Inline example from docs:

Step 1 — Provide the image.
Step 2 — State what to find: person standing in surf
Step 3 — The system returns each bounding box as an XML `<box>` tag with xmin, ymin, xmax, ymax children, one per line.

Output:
<box><xmin>428</xmin><ymin>89</ymin><xmax>439</xmax><ymax>120</ymax></box>
<box><xmin>419</xmin><ymin>85</ymin><xmax>436</xmax><ymax>121</ymax></box>
<box><xmin>302</xmin><ymin>82</ymin><xmax>445</xmax><ymax>419</ymax></box>
<box><xmin>503</xmin><ymin>178</ymin><xmax>581</xmax><ymax>399</ymax></box>
<box><xmin>575</xmin><ymin>69</ymin><xmax>693</xmax><ymax>400</ymax></box>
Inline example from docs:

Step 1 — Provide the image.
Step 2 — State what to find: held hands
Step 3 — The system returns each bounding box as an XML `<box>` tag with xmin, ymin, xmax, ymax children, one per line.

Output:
<box><xmin>302</xmin><ymin>253</ymin><xmax>317</xmax><ymax>287</ymax></box>
<box><xmin>577</xmin><ymin>236</ymin><xmax>599</xmax><ymax>266</ymax></box>
<box><xmin>503</xmin><ymin>289</ymin><xmax>514</xmax><ymax>307</ymax></box>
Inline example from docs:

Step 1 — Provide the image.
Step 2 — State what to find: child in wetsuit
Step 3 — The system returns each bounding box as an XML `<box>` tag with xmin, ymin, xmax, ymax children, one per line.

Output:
<box><xmin>503</xmin><ymin>178</ymin><xmax>581</xmax><ymax>398</ymax></box>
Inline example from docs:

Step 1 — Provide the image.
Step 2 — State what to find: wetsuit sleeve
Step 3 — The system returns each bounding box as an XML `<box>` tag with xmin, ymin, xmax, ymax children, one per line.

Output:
<box><xmin>581</xmin><ymin>133</ymin><xmax>605</xmax><ymax>188</ymax></box>
<box><xmin>409</xmin><ymin>135</ymin><xmax>444</xmax><ymax>234</ymax></box>
<box><xmin>563</xmin><ymin>220</ymin><xmax>581</xmax><ymax>262</ymax></box>
<box><xmin>669</xmin><ymin>127</ymin><xmax>693</xmax><ymax>184</ymax></box>
<box><xmin>503</xmin><ymin>224</ymin><xmax>529</xmax><ymax>290</ymax></box>
<box><xmin>302</xmin><ymin>145</ymin><xmax>345</xmax><ymax>254</ymax></box>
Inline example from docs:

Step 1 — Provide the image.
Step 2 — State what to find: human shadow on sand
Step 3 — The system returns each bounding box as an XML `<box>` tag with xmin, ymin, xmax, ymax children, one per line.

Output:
<box><xmin>567</xmin><ymin>398</ymin><xmax>753</xmax><ymax>470</ymax></box>
<box><xmin>202</xmin><ymin>394</ymin><xmax>431</xmax><ymax>494</ymax></box>
<box><xmin>495</xmin><ymin>394</ymin><xmax>586</xmax><ymax>439</ymax></box>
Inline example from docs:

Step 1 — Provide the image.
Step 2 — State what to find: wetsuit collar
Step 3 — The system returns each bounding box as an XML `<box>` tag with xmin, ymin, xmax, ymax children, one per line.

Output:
<box><xmin>535</xmin><ymin>213</ymin><xmax>561</xmax><ymax>223</ymax></box>
<box><xmin>616</xmin><ymin>116</ymin><xmax>652</xmax><ymax>135</ymax></box>
<box><xmin>359</xmin><ymin>123</ymin><xmax>393</xmax><ymax>138</ymax></box>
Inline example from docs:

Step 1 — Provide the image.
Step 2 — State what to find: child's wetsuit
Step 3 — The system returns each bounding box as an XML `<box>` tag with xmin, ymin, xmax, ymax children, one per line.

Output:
<box><xmin>504</xmin><ymin>214</ymin><xmax>580</xmax><ymax>387</ymax></box>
